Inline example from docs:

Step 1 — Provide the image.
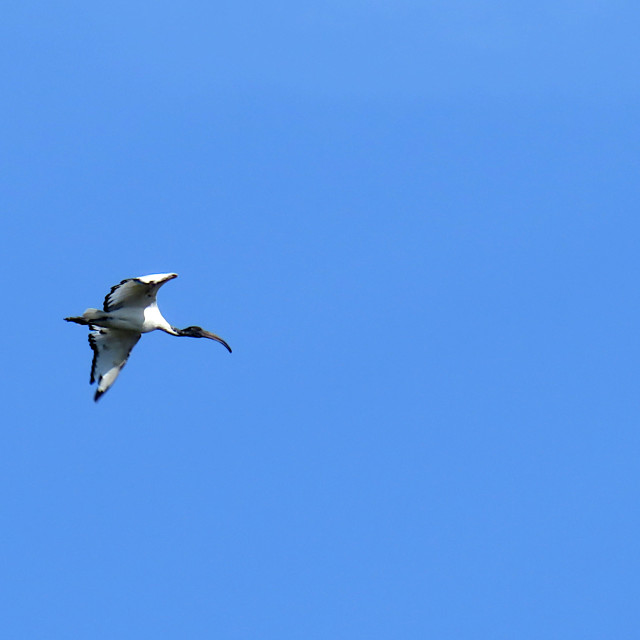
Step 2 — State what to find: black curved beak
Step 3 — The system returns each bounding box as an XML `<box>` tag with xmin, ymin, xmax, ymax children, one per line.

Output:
<box><xmin>201</xmin><ymin>330</ymin><xmax>232</xmax><ymax>353</ymax></box>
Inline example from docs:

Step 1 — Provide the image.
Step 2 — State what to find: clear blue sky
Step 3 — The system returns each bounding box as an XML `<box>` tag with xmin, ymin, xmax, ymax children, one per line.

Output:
<box><xmin>1</xmin><ymin>2</ymin><xmax>639</xmax><ymax>638</ymax></box>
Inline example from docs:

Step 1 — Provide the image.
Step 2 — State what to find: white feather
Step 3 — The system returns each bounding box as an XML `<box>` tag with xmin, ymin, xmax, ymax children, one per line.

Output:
<box><xmin>89</xmin><ymin>328</ymin><xmax>141</xmax><ymax>401</ymax></box>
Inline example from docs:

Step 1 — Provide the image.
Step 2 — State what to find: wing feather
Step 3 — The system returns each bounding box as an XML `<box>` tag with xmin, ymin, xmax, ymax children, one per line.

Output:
<box><xmin>88</xmin><ymin>327</ymin><xmax>141</xmax><ymax>401</ymax></box>
<box><xmin>103</xmin><ymin>273</ymin><xmax>177</xmax><ymax>311</ymax></box>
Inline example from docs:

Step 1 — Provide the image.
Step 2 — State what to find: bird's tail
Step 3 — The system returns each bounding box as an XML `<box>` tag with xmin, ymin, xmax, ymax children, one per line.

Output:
<box><xmin>64</xmin><ymin>308</ymin><xmax>103</xmax><ymax>325</ymax></box>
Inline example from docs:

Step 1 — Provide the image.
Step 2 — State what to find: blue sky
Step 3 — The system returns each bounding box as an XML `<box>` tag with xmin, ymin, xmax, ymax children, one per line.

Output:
<box><xmin>1</xmin><ymin>2</ymin><xmax>639</xmax><ymax>638</ymax></box>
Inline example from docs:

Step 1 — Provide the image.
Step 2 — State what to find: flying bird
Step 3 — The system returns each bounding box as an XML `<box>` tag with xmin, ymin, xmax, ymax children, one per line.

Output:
<box><xmin>65</xmin><ymin>273</ymin><xmax>231</xmax><ymax>401</ymax></box>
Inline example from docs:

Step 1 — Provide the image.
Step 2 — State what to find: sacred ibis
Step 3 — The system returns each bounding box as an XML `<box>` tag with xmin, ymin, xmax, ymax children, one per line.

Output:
<box><xmin>65</xmin><ymin>273</ymin><xmax>231</xmax><ymax>401</ymax></box>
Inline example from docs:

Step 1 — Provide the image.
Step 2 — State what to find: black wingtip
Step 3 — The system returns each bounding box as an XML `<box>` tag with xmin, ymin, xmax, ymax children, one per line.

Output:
<box><xmin>94</xmin><ymin>389</ymin><xmax>103</xmax><ymax>402</ymax></box>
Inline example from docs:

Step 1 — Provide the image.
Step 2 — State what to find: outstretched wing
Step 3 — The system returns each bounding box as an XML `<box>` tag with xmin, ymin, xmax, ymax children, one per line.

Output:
<box><xmin>88</xmin><ymin>327</ymin><xmax>141</xmax><ymax>401</ymax></box>
<box><xmin>103</xmin><ymin>273</ymin><xmax>178</xmax><ymax>311</ymax></box>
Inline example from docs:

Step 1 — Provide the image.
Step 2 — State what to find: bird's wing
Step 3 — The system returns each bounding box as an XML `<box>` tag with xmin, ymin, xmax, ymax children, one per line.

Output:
<box><xmin>103</xmin><ymin>273</ymin><xmax>177</xmax><ymax>311</ymax></box>
<box><xmin>89</xmin><ymin>327</ymin><xmax>141</xmax><ymax>401</ymax></box>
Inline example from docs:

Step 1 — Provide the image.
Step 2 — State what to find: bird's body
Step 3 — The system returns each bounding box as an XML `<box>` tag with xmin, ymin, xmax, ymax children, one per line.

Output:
<box><xmin>65</xmin><ymin>273</ymin><xmax>231</xmax><ymax>401</ymax></box>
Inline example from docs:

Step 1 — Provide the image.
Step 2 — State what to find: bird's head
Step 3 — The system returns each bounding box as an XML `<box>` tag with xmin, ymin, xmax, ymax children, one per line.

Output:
<box><xmin>175</xmin><ymin>326</ymin><xmax>232</xmax><ymax>352</ymax></box>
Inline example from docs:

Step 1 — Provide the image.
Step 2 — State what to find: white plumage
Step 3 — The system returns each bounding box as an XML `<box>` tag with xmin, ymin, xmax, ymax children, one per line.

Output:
<box><xmin>65</xmin><ymin>273</ymin><xmax>231</xmax><ymax>401</ymax></box>
<box><xmin>88</xmin><ymin>328</ymin><xmax>140</xmax><ymax>399</ymax></box>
